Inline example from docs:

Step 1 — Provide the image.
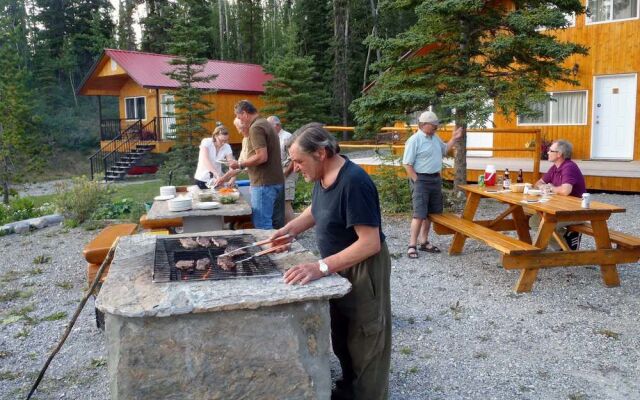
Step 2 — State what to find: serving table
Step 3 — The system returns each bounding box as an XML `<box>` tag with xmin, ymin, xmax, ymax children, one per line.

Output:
<box><xmin>429</xmin><ymin>184</ymin><xmax>640</xmax><ymax>293</ymax></box>
<box><xmin>146</xmin><ymin>193</ymin><xmax>251</xmax><ymax>233</ymax></box>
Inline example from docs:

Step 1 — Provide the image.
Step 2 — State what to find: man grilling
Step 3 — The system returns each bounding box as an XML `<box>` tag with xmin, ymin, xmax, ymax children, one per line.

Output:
<box><xmin>270</xmin><ymin>123</ymin><xmax>391</xmax><ymax>400</ymax></box>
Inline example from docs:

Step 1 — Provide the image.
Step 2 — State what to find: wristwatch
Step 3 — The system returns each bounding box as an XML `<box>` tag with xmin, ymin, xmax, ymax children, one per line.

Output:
<box><xmin>318</xmin><ymin>259</ymin><xmax>330</xmax><ymax>276</ymax></box>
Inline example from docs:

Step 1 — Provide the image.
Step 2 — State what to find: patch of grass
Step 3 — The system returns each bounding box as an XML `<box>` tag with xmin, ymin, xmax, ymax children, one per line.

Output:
<box><xmin>450</xmin><ymin>300</ymin><xmax>464</xmax><ymax>320</ymax></box>
<box><xmin>399</xmin><ymin>347</ymin><xmax>412</xmax><ymax>356</ymax></box>
<box><xmin>0</xmin><ymin>289</ymin><xmax>34</xmax><ymax>303</ymax></box>
<box><xmin>33</xmin><ymin>254</ymin><xmax>52</xmax><ymax>264</ymax></box>
<box><xmin>407</xmin><ymin>366</ymin><xmax>419</xmax><ymax>374</ymax></box>
<box><xmin>568</xmin><ymin>393</ymin><xmax>587</xmax><ymax>400</ymax></box>
<box><xmin>28</xmin><ymin>268</ymin><xmax>43</xmax><ymax>276</ymax></box>
<box><xmin>594</xmin><ymin>329</ymin><xmax>620</xmax><ymax>340</ymax></box>
<box><xmin>14</xmin><ymin>327</ymin><xmax>31</xmax><ymax>338</ymax></box>
<box><xmin>42</xmin><ymin>311</ymin><xmax>67</xmax><ymax>322</ymax></box>
<box><xmin>2</xmin><ymin>304</ymin><xmax>38</xmax><ymax>326</ymax></box>
<box><xmin>407</xmin><ymin>317</ymin><xmax>415</xmax><ymax>324</ymax></box>
<box><xmin>55</xmin><ymin>281</ymin><xmax>73</xmax><ymax>290</ymax></box>
<box><xmin>0</xmin><ymin>371</ymin><xmax>20</xmax><ymax>381</ymax></box>
<box><xmin>473</xmin><ymin>351</ymin><xmax>488</xmax><ymax>359</ymax></box>
<box><xmin>28</xmin><ymin>352</ymin><xmax>38</xmax><ymax>360</ymax></box>
<box><xmin>90</xmin><ymin>358</ymin><xmax>107</xmax><ymax>368</ymax></box>
<box><xmin>0</xmin><ymin>270</ymin><xmax>21</xmax><ymax>283</ymax></box>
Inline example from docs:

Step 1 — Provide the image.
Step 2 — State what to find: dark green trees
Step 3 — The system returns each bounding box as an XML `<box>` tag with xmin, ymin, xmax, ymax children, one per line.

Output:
<box><xmin>352</xmin><ymin>0</ymin><xmax>587</xmax><ymax>186</ymax></box>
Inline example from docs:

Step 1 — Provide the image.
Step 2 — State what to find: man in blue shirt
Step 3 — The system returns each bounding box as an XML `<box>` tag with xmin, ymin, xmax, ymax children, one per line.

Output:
<box><xmin>402</xmin><ymin>111</ymin><xmax>463</xmax><ymax>258</ymax></box>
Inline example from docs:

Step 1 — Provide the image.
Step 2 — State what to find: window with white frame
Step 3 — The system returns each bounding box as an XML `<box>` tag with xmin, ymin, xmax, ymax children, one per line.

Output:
<box><xmin>587</xmin><ymin>0</ymin><xmax>638</xmax><ymax>23</ymax></box>
<box><xmin>518</xmin><ymin>91</ymin><xmax>587</xmax><ymax>125</ymax></box>
<box><xmin>125</xmin><ymin>97</ymin><xmax>146</xmax><ymax>120</ymax></box>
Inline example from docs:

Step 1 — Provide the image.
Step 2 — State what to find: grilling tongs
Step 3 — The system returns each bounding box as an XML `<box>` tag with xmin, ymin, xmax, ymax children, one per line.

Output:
<box><xmin>233</xmin><ymin>241</ymin><xmax>295</xmax><ymax>264</ymax></box>
<box><xmin>217</xmin><ymin>234</ymin><xmax>292</xmax><ymax>258</ymax></box>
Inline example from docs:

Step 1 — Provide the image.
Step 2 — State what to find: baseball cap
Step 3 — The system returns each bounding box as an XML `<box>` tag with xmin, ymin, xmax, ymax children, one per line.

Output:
<box><xmin>418</xmin><ymin>111</ymin><xmax>439</xmax><ymax>125</ymax></box>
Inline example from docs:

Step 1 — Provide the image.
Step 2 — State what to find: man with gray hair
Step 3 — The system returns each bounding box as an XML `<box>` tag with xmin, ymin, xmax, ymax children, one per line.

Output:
<box><xmin>402</xmin><ymin>111</ymin><xmax>463</xmax><ymax>259</ymax></box>
<box><xmin>533</xmin><ymin>139</ymin><xmax>586</xmax><ymax>250</ymax></box>
<box><xmin>270</xmin><ymin>123</ymin><xmax>391</xmax><ymax>399</ymax></box>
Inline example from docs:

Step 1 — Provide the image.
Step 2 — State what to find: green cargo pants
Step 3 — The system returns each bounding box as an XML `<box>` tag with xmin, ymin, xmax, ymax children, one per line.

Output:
<box><xmin>330</xmin><ymin>242</ymin><xmax>391</xmax><ymax>400</ymax></box>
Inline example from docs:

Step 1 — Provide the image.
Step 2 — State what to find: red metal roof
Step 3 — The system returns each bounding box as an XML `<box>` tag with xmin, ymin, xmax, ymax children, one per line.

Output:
<box><xmin>104</xmin><ymin>49</ymin><xmax>271</xmax><ymax>93</ymax></box>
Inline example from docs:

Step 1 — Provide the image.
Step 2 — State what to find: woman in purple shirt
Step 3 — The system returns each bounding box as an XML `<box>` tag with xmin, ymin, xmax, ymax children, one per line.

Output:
<box><xmin>535</xmin><ymin>139</ymin><xmax>586</xmax><ymax>197</ymax></box>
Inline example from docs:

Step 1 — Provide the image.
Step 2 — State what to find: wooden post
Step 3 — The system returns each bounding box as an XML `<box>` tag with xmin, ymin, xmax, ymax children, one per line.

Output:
<box><xmin>98</xmin><ymin>96</ymin><xmax>103</xmax><ymax>140</ymax></box>
<box><xmin>156</xmin><ymin>89</ymin><xmax>161</xmax><ymax>141</ymax></box>
<box><xmin>533</xmin><ymin>129</ymin><xmax>541</xmax><ymax>182</ymax></box>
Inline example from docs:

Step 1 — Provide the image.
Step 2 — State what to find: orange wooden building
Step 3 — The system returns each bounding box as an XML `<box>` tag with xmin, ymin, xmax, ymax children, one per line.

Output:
<box><xmin>493</xmin><ymin>5</ymin><xmax>640</xmax><ymax>163</ymax></box>
<box><xmin>77</xmin><ymin>49</ymin><xmax>271</xmax><ymax>180</ymax></box>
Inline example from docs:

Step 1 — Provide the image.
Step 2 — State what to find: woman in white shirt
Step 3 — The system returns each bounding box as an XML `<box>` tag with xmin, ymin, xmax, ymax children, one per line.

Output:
<box><xmin>194</xmin><ymin>125</ymin><xmax>235</xmax><ymax>189</ymax></box>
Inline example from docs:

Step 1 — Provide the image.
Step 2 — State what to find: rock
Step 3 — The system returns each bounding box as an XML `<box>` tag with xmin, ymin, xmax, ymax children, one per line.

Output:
<box><xmin>0</xmin><ymin>225</ymin><xmax>13</xmax><ymax>235</ymax></box>
<box><xmin>30</xmin><ymin>217</ymin><xmax>48</xmax><ymax>229</ymax></box>
<box><xmin>13</xmin><ymin>222</ymin><xmax>31</xmax><ymax>234</ymax></box>
<box><xmin>43</xmin><ymin>214</ymin><xmax>64</xmax><ymax>225</ymax></box>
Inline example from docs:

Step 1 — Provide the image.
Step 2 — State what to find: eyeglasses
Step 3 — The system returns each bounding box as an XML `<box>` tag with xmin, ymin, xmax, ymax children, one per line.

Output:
<box><xmin>548</xmin><ymin>149</ymin><xmax>560</xmax><ymax>153</ymax></box>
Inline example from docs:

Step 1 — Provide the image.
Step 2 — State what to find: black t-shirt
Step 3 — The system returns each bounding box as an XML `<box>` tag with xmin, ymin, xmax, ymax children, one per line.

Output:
<box><xmin>311</xmin><ymin>157</ymin><xmax>385</xmax><ymax>259</ymax></box>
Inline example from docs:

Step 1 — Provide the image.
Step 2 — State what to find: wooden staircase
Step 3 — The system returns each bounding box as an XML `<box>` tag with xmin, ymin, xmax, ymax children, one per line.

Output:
<box><xmin>104</xmin><ymin>144</ymin><xmax>156</xmax><ymax>181</ymax></box>
<box><xmin>89</xmin><ymin>119</ymin><xmax>158</xmax><ymax>181</ymax></box>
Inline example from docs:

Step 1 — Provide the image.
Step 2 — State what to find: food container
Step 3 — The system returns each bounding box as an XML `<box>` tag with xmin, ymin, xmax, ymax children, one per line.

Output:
<box><xmin>484</xmin><ymin>165</ymin><xmax>496</xmax><ymax>186</ymax></box>
<box><xmin>510</xmin><ymin>183</ymin><xmax>527</xmax><ymax>193</ymax></box>
<box><xmin>160</xmin><ymin>186</ymin><xmax>177</xmax><ymax>197</ymax></box>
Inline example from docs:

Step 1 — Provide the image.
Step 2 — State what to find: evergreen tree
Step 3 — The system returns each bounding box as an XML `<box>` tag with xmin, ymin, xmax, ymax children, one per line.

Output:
<box><xmin>161</xmin><ymin>0</ymin><xmax>216</xmax><ymax>182</ymax></box>
<box><xmin>261</xmin><ymin>28</ymin><xmax>331</xmax><ymax>130</ymax></box>
<box><xmin>0</xmin><ymin>4</ymin><xmax>42</xmax><ymax>203</ymax></box>
<box><xmin>236</xmin><ymin>0</ymin><xmax>263</xmax><ymax>62</ymax></box>
<box><xmin>142</xmin><ymin>0</ymin><xmax>176</xmax><ymax>54</ymax></box>
<box><xmin>117</xmin><ymin>0</ymin><xmax>137</xmax><ymax>50</ymax></box>
<box><xmin>351</xmin><ymin>0</ymin><xmax>587</xmax><ymax>187</ymax></box>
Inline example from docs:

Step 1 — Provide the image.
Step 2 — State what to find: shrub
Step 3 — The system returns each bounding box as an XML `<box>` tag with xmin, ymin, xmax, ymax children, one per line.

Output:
<box><xmin>372</xmin><ymin>153</ymin><xmax>412</xmax><ymax>214</ymax></box>
<box><xmin>293</xmin><ymin>178</ymin><xmax>313</xmax><ymax>211</ymax></box>
<box><xmin>54</xmin><ymin>177</ymin><xmax>110</xmax><ymax>223</ymax></box>
<box><xmin>156</xmin><ymin>145</ymin><xmax>198</xmax><ymax>186</ymax></box>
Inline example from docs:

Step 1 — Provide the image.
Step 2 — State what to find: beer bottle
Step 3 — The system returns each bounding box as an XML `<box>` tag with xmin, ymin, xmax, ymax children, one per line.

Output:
<box><xmin>503</xmin><ymin>168</ymin><xmax>511</xmax><ymax>190</ymax></box>
<box><xmin>517</xmin><ymin>169</ymin><xmax>524</xmax><ymax>183</ymax></box>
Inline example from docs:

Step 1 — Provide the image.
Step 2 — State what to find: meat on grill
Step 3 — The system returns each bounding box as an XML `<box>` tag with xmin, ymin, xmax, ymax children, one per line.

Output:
<box><xmin>196</xmin><ymin>236</ymin><xmax>212</xmax><ymax>247</ymax></box>
<box><xmin>212</xmin><ymin>238</ymin><xmax>228</xmax><ymax>247</ymax></box>
<box><xmin>175</xmin><ymin>260</ymin><xmax>195</xmax><ymax>270</ymax></box>
<box><xmin>224</xmin><ymin>245</ymin><xmax>247</xmax><ymax>257</ymax></box>
<box><xmin>196</xmin><ymin>257</ymin><xmax>211</xmax><ymax>271</ymax></box>
<box><xmin>179</xmin><ymin>238</ymin><xmax>199</xmax><ymax>249</ymax></box>
<box><xmin>216</xmin><ymin>255</ymin><xmax>236</xmax><ymax>270</ymax></box>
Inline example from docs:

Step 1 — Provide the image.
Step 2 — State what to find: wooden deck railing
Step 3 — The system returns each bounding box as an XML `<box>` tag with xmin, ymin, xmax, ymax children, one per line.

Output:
<box><xmin>324</xmin><ymin>125</ymin><xmax>542</xmax><ymax>182</ymax></box>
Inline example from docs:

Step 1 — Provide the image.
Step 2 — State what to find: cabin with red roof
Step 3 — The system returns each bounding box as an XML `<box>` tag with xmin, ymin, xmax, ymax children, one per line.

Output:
<box><xmin>78</xmin><ymin>49</ymin><xmax>271</xmax><ymax>180</ymax></box>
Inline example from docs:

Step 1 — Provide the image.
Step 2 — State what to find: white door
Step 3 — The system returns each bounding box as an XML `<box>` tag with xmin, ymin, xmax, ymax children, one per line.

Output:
<box><xmin>161</xmin><ymin>94</ymin><xmax>176</xmax><ymax>139</ymax></box>
<box><xmin>591</xmin><ymin>74</ymin><xmax>636</xmax><ymax>159</ymax></box>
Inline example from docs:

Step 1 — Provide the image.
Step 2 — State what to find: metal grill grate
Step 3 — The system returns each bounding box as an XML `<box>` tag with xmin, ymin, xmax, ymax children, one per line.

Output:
<box><xmin>153</xmin><ymin>234</ymin><xmax>282</xmax><ymax>283</ymax></box>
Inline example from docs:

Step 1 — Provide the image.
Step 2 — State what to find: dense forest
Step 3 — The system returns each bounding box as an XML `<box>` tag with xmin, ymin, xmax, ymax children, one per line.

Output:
<box><xmin>0</xmin><ymin>0</ymin><xmax>586</xmax><ymax>191</ymax></box>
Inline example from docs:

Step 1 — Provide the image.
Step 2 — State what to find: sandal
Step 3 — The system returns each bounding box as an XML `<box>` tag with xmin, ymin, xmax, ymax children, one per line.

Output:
<box><xmin>407</xmin><ymin>246</ymin><xmax>419</xmax><ymax>259</ymax></box>
<box><xmin>418</xmin><ymin>241</ymin><xmax>441</xmax><ymax>253</ymax></box>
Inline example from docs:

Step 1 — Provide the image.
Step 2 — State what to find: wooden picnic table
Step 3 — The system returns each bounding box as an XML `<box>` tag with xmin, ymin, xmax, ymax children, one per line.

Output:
<box><xmin>429</xmin><ymin>184</ymin><xmax>640</xmax><ymax>293</ymax></box>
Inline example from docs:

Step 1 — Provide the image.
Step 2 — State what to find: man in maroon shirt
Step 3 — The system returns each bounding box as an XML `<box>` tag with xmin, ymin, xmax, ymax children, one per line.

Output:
<box><xmin>533</xmin><ymin>139</ymin><xmax>586</xmax><ymax>250</ymax></box>
<box><xmin>535</xmin><ymin>140</ymin><xmax>586</xmax><ymax>197</ymax></box>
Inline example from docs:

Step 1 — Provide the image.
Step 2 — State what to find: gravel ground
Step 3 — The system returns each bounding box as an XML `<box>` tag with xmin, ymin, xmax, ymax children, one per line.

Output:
<box><xmin>1</xmin><ymin>192</ymin><xmax>639</xmax><ymax>399</ymax></box>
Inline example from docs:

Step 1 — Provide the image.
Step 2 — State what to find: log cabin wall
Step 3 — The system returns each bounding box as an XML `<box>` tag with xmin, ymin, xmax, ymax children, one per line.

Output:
<box><xmin>493</xmin><ymin>8</ymin><xmax>640</xmax><ymax>161</ymax></box>
<box><xmin>117</xmin><ymin>78</ymin><xmax>265</xmax><ymax>146</ymax></box>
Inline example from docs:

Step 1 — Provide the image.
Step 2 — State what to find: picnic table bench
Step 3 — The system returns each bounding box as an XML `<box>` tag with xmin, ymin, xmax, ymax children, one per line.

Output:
<box><xmin>429</xmin><ymin>184</ymin><xmax>640</xmax><ymax>293</ymax></box>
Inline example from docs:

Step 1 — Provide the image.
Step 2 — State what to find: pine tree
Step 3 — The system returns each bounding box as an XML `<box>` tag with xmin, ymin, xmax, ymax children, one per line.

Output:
<box><xmin>117</xmin><ymin>0</ymin><xmax>137</xmax><ymax>50</ymax></box>
<box><xmin>261</xmin><ymin>28</ymin><xmax>331</xmax><ymax>131</ymax></box>
<box><xmin>351</xmin><ymin>0</ymin><xmax>587</xmax><ymax>187</ymax></box>
<box><xmin>161</xmin><ymin>0</ymin><xmax>216</xmax><ymax>182</ymax></box>
<box><xmin>236</xmin><ymin>0</ymin><xmax>263</xmax><ymax>62</ymax></box>
<box><xmin>0</xmin><ymin>4</ymin><xmax>41</xmax><ymax>203</ymax></box>
<box><xmin>142</xmin><ymin>0</ymin><xmax>177</xmax><ymax>54</ymax></box>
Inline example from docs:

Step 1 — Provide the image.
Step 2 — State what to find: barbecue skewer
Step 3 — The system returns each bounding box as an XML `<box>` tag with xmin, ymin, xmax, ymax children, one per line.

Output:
<box><xmin>234</xmin><ymin>242</ymin><xmax>292</xmax><ymax>264</ymax></box>
<box><xmin>218</xmin><ymin>234</ymin><xmax>291</xmax><ymax>257</ymax></box>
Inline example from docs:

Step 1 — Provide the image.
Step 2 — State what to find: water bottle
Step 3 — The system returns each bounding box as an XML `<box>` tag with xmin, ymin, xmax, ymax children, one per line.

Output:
<box><xmin>581</xmin><ymin>193</ymin><xmax>591</xmax><ymax>208</ymax></box>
